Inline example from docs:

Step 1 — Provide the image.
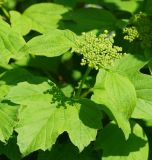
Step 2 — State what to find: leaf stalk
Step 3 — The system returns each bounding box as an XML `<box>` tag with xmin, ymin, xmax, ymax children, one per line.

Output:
<box><xmin>75</xmin><ymin>67</ymin><xmax>91</xmax><ymax>98</ymax></box>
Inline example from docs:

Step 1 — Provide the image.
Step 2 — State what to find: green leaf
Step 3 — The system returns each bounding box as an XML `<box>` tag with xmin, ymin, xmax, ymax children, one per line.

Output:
<box><xmin>27</xmin><ymin>29</ymin><xmax>77</xmax><ymax>57</ymax></box>
<box><xmin>131</xmin><ymin>73</ymin><xmax>152</xmax><ymax>123</ymax></box>
<box><xmin>10</xmin><ymin>3</ymin><xmax>69</xmax><ymax>35</ymax></box>
<box><xmin>0</xmin><ymin>85</ymin><xmax>9</xmax><ymax>101</ymax></box>
<box><xmin>111</xmin><ymin>54</ymin><xmax>147</xmax><ymax>76</ymax></box>
<box><xmin>111</xmin><ymin>54</ymin><xmax>152</xmax><ymax>125</ymax></box>
<box><xmin>6</xmin><ymin>80</ymin><xmax>102</xmax><ymax>156</ymax></box>
<box><xmin>0</xmin><ymin>103</ymin><xmax>18</xmax><ymax>143</ymax></box>
<box><xmin>63</xmin><ymin>8</ymin><xmax>117</xmax><ymax>32</ymax></box>
<box><xmin>92</xmin><ymin>69</ymin><xmax>137</xmax><ymax>139</ymax></box>
<box><xmin>0</xmin><ymin>67</ymin><xmax>46</xmax><ymax>102</ymax></box>
<box><xmin>0</xmin><ymin>68</ymin><xmax>33</xmax><ymax>107</ymax></box>
<box><xmin>100</xmin><ymin>0</ymin><xmax>142</xmax><ymax>13</ymax></box>
<box><xmin>15</xmin><ymin>54</ymin><xmax>61</xmax><ymax>72</ymax></box>
<box><xmin>0</xmin><ymin>68</ymin><xmax>34</xmax><ymax>85</ymax></box>
<box><xmin>64</xmin><ymin>99</ymin><xmax>102</xmax><ymax>152</ymax></box>
<box><xmin>96</xmin><ymin>122</ymin><xmax>148</xmax><ymax>160</ymax></box>
<box><xmin>10</xmin><ymin>11</ymin><xmax>32</xmax><ymax>36</ymax></box>
<box><xmin>0</xmin><ymin>19</ymin><xmax>27</xmax><ymax>65</ymax></box>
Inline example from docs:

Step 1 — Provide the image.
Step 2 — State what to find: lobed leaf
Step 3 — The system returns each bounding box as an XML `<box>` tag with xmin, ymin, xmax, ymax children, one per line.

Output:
<box><xmin>111</xmin><ymin>54</ymin><xmax>152</xmax><ymax>125</ymax></box>
<box><xmin>10</xmin><ymin>3</ymin><xmax>70</xmax><ymax>35</ymax></box>
<box><xmin>6</xmin><ymin>80</ymin><xmax>102</xmax><ymax>156</ymax></box>
<box><xmin>0</xmin><ymin>19</ymin><xmax>27</xmax><ymax>65</ymax></box>
<box><xmin>0</xmin><ymin>103</ymin><xmax>18</xmax><ymax>143</ymax></box>
<box><xmin>131</xmin><ymin>73</ymin><xmax>152</xmax><ymax>124</ymax></box>
<box><xmin>27</xmin><ymin>29</ymin><xmax>77</xmax><ymax>57</ymax></box>
<box><xmin>92</xmin><ymin>69</ymin><xmax>137</xmax><ymax>139</ymax></box>
<box><xmin>10</xmin><ymin>11</ymin><xmax>32</xmax><ymax>36</ymax></box>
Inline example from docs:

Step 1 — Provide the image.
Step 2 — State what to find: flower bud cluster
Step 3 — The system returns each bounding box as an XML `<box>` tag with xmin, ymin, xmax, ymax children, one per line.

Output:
<box><xmin>123</xmin><ymin>12</ymin><xmax>152</xmax><ymax>48</ymax></box>
<box><xmin>73</xmin><ymin>30</ymin><xmax>122</xmax><ymax>70</ymax></box>
<box><xmin>123</xmin><ymin>26</ymin><xmax>139</xmax><ymax>42</ymax></box>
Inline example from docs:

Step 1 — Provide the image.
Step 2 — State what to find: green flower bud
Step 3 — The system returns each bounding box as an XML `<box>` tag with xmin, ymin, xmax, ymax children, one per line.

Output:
<box><xmin>123</xmin><ymin>12</ymin><xmax>152</xmax><ymax>48</ymax></box>
<box><xmin>123</xmin><ymin>26</ymin><xmax>139</xmax><ymax>42</ymax></box>
<box><xmin>73</xmin><ymin>30</ymin><xmax>123</xmax><ymax>70</ymax></box>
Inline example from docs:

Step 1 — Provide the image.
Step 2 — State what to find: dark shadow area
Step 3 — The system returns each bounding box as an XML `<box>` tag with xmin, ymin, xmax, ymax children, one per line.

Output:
<box><xmin>0</xmin><ymin>66</ymin><xmax>8</xmax><ymax>75</ymax></box>
<box><xmin>54</xmin><ymin>0</ymin><xmax>144</xmax><ymax>34</ymax></box>
<box><xmin>38</xmin><ymin>132</ymin><xmax>100</xmax><ymax>160</ymax></box>
<box><xmin>79</xmin><ymin>98</ymin><xmax>103</xmax><ymax>129</ymax></box>
<box><xmin>1</xmin><ymin>100</ymin><xmax>19</xmax><ymax>107</ymax></box>
<box><xmin>58</xmin><ymin>7</ymin><xmax>118</xmax><ymax>35</ymax></box>
<box><xmin>140</xmin><ymin>65</ymin><xmax>151</xmax><ymax>75</ymax></box>
<box><xmin>145</xmin><ymin>126</ymin><xmax>152</xmax><ymax>160</ymax></box>
<box><xmin>24</xmin><ymin>30</ymin><xmax>42</xmax><ymax>42</ymax></box>
<box><xmin>0</xmin><ymin>137</ymin><xmax>21</xmax><ymax>160</ymax></box>
<box><xmin>16</xmin><ymin>0</ymin><xmax>52</xmax><ymax>13</ymax></box>
<box><xmin>13</xmin><ymin>51</ymin><xmax>85</xmax><ymax>88</ymax></box>
<box><xmin>0</xmin><ymin>67</ymin><xmax>47</xmax><ymax>85</ymax></box>
<box><xmin>93</xmin><ymin>103</ymin><xmax>116</xmax><ymax>124</ymax></box>
<box><xmin>53</xmin><ymin>0</ymin><xmax>77</xmax><ymax>8</ymax></box>
<box><xmin>15</xmin><ymin>54</ymin><xmax>61</xmax><ymax>76</ymax></box>
<box><xmin>96</xmin><ymin>121</ymin><xmax>147</xmax><ymax>157</ymax></box>
<box><xmin>0</xmin><ymin>155</ymin><xmax>9</xmax><ymax>160</ymax></box>
<box><xmin>135</xmin><ymin>119</ymin><xmax>152</xmax><ymax>160</ymax></box>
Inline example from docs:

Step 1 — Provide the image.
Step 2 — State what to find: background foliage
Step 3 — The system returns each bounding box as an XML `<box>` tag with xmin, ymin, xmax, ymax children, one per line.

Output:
<box><xmin>0</xmin><ymin>0</ymin><xmax>152</xmax><ymax>159</ymax></box>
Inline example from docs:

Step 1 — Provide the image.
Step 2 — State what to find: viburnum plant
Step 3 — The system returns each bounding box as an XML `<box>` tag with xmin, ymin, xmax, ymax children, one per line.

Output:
<box><xmin>0</xmin><ymin>0</ymin><xmax>152</xmax><ymax>160</ymax></box>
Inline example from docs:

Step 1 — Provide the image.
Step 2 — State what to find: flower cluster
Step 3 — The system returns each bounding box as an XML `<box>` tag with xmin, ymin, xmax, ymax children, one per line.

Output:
<box><xmin>73</xmin><ymin>30</ymin><xmax>122</xmax><ymax>70</ymax></box>
<box><xmin>123</xmin><ymin>26</ymin><xmax>139</xmax><ymax>42</ymax></box>
<box><xmin>123</xmin><ymin>12</ymin><xmax>152</xmax><ymax>48</ymax></box>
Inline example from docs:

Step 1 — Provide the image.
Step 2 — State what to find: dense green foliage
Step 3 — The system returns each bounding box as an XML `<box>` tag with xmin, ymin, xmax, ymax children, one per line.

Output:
<box><xmin>0</xmin><ymin>0</ymin><xmax>152</xmax><ymax>159</ymax></box>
